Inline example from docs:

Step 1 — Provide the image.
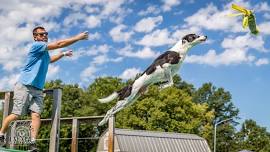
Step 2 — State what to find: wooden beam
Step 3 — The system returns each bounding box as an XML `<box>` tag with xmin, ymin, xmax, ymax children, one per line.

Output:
<box><xmin>3</xmin><ymin>92</ymin><xmax>13</xmax><ymax>119</ymax></box>
<box><xmin>3</xmin><ymin>92</ymin><xmax>13</xmax><ymax>148</ymax></box>
<box><xmin>108</xmin><ymin>116</ymin><xmax>115</xmax><ymax>152</ymax></box>
<box><xmin>71</xmin><ymin>118</ymin><xmax>79</xmax><ymax>152</ymax></box>
<box><xmin>49</xmin><ymin>89</ymin><xmax>62</xmax><ymax>152</ymax></box>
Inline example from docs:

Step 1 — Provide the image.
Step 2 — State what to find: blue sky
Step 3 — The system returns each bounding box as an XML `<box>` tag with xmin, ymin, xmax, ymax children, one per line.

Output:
<box><xmin>0</xmin><ymin>0</ymin><xmax>269</xmax><ymax>130</ymax></box>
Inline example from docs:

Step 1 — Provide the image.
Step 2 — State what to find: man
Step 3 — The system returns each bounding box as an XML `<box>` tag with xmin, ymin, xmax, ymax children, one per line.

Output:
<box><xmin>0</xmin><ymin>26</ymin><xmax>88</xmax><ymax>151</ymax></box>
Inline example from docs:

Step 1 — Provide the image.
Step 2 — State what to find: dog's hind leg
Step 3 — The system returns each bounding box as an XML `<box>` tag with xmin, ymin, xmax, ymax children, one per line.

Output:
<box><xmin>98</xmin><ymin>99</ymin><xmax>129</xmax><ymax>126</ymax></box>
<box><xmin>98</xmin><ymin>108</ymin><xmax>114</xmax><ymax>126</ymax></box>
<box><xmin>111</xmin><ymin>99</ymin><xmax>131</xmax><ymax>115</ymax></box>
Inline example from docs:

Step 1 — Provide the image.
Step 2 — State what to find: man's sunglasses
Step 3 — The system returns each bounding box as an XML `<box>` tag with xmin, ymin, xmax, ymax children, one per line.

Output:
<box><xmin>33</xmin><ymin>32</ymin><xmax>48</xmax><ymax>37</ymax></box>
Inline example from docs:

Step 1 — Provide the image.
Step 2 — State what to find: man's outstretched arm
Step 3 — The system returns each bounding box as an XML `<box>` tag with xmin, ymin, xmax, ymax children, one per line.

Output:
<box><xmin>47</xmin><ymin>31</ymin><xmax>88</xmax><ymax>50</ymax></box>
<box><xmin>50</xmin><ymin>50</ymin><xmax>73</xmax><ymax>63</ymax></box>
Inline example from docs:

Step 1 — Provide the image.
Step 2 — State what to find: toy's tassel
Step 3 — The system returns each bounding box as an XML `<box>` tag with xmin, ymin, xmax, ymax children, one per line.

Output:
<box><xmin>248</xmin><ymin>14</ymin><xmax>259</xmax><ymax>35</ymax></box>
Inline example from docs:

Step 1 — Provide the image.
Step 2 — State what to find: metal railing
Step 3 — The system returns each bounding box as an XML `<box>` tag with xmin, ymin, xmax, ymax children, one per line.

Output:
<box><xmin>0</xmin><ymin>90</ymin><xmax>104</xmax><ymax>152</ymax></box>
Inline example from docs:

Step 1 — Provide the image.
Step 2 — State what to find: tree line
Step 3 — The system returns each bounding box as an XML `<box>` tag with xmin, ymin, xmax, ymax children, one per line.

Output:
<box><xmin>1</xmin><ymin>75</ymin><xmax>269</xmax><ymax>152</ymax></box>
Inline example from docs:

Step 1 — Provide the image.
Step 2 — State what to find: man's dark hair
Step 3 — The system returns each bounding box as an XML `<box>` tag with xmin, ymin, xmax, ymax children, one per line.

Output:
<box><xmin>33</xmin><ymin>26</ymin><xmax>45</xmax><ymax>35</ymax></box>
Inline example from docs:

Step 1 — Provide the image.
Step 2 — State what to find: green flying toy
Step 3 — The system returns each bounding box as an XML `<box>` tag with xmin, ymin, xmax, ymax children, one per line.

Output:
<box><xmin>229</xmin><ymin>4</ymin><xmax>259</xmax><ymax>35</ymax></box>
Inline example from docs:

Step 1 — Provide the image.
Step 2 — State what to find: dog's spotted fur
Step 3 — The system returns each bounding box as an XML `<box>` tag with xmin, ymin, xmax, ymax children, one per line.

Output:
<box><xmin>98</xmin><ymin>34</ymin><xmax>207</xmax><ymax>126</ymax></box>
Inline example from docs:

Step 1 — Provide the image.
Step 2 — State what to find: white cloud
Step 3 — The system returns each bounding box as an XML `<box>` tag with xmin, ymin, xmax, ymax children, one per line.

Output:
<box><xmin>85</xmin><ymin>6</ymin><xmax>101</xmax><ymax>13</ymax></box>
<box><xmin>258</xmin><ymin>21</ymin><xmax>270</xmax><ymax>35</ymax></box>
<box><xmin>185</xmin><ymin>33</ymin><xmax>267</xmax><ymax>66</ymax></box>
<box><xmin>100</xmin><ymin>0</ymin><xmax>125</xmax><ymax>16</ymax></box>
<box><xmin>80</xmin><ymin>65</ymin><xmax>98</xmax><ymax>82</ymax></box>
<box><xmin>47</xmin><ymin>64</ymin><xmax>60</xmax><ymax>80</ymax></box>
<box><xmin>85</xmin><ymin>15</ymin><xmax>101</xmax><ymax>28</ymax></box>
<box><xmin>70</xmin><ymin>44</ymin><xmax>111</xmax><ymax>60</ymax></box>
<box><xmin>110</xmin><ymin>57</ymin><xmax>123</xmax><ymax>62</ymax></box>
<box><xmin>255</xmin><ymin>58</ymin><xmax>269</xmax><ymax>66</ymax></box>
<box><xmin>89</xmin><ymin>54</ymin><xmax>123</xmax><ymax>66</ymax></box>
<box><xmin>134</xmin><ymin>16</ymin><xmax>163</xmax><ymax>33</ymax></box>
<box><xmin>138</xmin><ymin>5</ymin><xmax>161</xmax><ymax>16</ymax></box>
<box><xmin>118</xmin><ymin>45</ymin><xmax>160</xmax><ymax>59</ymax></box>
<box><xmin>92</xmin><ymin>55</ymin><xmax>108</xmax><ymax>65</ymax></box>
<box><xmin>254</xmin><ymin>2</ymin><xmax>270</xmax><ymax>12</ymax></box>
<box><xmin>221</xmin><ymin>34</ymin><xmax>266</xmax><ymax>52</ymax></box>
<box><xmin>136</xmin><ymin>29</ymin><xmax>175</xmax><ymax>47</ymax></box>
<box><xmin>184</xmin><ymin>3</ymin><xmax>244</xmax><ymax>33</ymax></box>
<box><xmin>0</xmin><ymin>74</ymin><xmax>20</xmax><ymax>90</ymax></box>
<box><xmin>263</xmin><ymin>13</ymin><xmax>270</xmax><ymax>19</ymax></box>
<box><xmin>109</xmin><ymin>24</ymin><xmax>133</xmax><ymax>42</ymax></box>
<box><xmin>161</xmin><ymin>0</ymin><xmax>181</xmax><ymax>12</ymax></box>
<box><xmin>88</xmin><ymin>32</ymin><xmax>101</xmax><ymax>41</ymax></box>
<box><xmin>186</xmin><ymin>49</ymin><xmax>255</xmax><ymax>66</ymax></box>
<box><xmin>119</xmin><ymin>67</ymin><xmax>141</xmax><ymax>80</ymax></box>
<box><xmin>63</xmin><ymin>13</ymin><xmax>87</xmax><ymax>27</ymax></box>
<box><xmin>0</xmin><ymin>46</ymin><xmax>27</xmax><ymax>72</ymax></box>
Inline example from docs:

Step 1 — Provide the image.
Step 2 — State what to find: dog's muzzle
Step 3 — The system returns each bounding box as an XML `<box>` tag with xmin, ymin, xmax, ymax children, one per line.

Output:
<box><xmin>200</xmin><ymin>36</ymin><xmax>207</xmax><ymax>42</ymax></box>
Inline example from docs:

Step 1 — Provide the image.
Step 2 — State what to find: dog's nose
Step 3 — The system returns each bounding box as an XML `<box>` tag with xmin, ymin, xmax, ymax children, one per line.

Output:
<box><xmin>205</xmin><ymin>36</ymin><xmax>207</xmax><ymax>39</ymax></box>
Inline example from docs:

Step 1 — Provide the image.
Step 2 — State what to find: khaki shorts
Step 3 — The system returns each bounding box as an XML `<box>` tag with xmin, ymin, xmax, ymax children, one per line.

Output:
<box><xmin>12</xmin><ymin>83</ymin><xmax>44</xmax><ymax>116</ymax></box>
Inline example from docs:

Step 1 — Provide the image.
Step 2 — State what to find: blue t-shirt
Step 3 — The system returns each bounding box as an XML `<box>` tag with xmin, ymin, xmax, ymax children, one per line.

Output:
<box><xmin>19</xmin><ymin>41</ymin><xmax>50</xmax><ymax>90</ymax></box>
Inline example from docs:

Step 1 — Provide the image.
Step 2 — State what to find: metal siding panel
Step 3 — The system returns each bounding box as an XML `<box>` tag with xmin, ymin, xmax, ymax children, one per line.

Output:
<box><xmin>164</xmin><ymin>137</ymin><xmax>172</xmax><ymax>152</ymax></box>
<box><xmin>172</xmin><ymin>138</ymin><xmax>182</xmax><ymax>152</ymax></box>
<box><xmin>148</xmin><ymin>136</ymin><xmax>157</xmax><ymax>152</ymax></box>
<box><xmin>136</xmin><ymin>136</ymin><xmax>144</xmax><ymax>152</ymax></box>
<box><xmin>141</xmin><ymin>137</ymin><xmax>150</xmax><ymax>152</ymax></box>
<box><xmin>130</xmin><ymin>136</ymin><xmax>138</xmax><ymax>151</ymax></box>
<box><xmin>154</xmin><ymin>136</ymin><xmax>160</xmax><ymax>152</ymax></box>
<box><xmin>159</xmin><ymin>137</ymin><xmax>168</xmax><ymax>152</ymax></box>
<box><xmin>117</xmin><ymin>136</ymin><xmax>126</xmax><ymax>151</ymax></box>
<box><xmin>114</xmin><ymin>129</ymin><xmax>211</xmax><ymax>152</ymax></box>
<box><xmin>182</xmin><ymin>139</ymin><xmax>189</xmax><ymax>152</ymax></box>
<box><xmin>169</xmin><ymin>138</ymin><xmax>177</xmax><ymax>152</ymax></box>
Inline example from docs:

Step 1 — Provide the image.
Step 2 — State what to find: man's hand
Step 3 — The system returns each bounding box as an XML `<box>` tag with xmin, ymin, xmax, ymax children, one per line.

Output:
<box><xmin>76</xmin><ymin>31</ymin><xmax>89</xmax><ymax>40</ymax></box>
<box><xmin>63</xmin><ymin>50</ymin><xmax>73</xmax><ymax>57</ymax></box>
<box><xmin>51</xmin><ymin>50</ymin><xmax>73</xmax><ymax>63</ymax></box>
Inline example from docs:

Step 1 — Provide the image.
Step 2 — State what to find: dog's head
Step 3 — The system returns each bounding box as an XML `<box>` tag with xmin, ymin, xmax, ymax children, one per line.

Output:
<box><xmin>182</xmin><ymin>34</ymin><xmax>207</xmax><ymax>46</ymax></box>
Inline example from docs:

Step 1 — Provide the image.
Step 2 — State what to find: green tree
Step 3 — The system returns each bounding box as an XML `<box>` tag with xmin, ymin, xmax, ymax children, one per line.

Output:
<box><xmin>193</xmin><ymin>83</ymin><xmax>239</xmax><ymax>122</ymax></box>
<box><xmin>235</xmin><ymin>119</ymin><xmax>270</xmax><ymax>152</ymax></box>
<box><xmin>215</xmin><ymin>123</ymin><xmax>238</xmax><ymax>152</ymax></box>
<box><xmin>193</xmin><ymin>83</ymin><xmax>239</xmax><ymax>151</ymax></box>
<box><xmin>115</xmin><ymin>85</ymin><xmax>214</xmax><ymax>140</ymax></box>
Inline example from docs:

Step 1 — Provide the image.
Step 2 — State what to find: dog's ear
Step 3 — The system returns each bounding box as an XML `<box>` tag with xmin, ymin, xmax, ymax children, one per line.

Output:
<box><xmin>182</xmin><ymin>39</ymin><xmax>188</xmax><ymax>44</ymax></box>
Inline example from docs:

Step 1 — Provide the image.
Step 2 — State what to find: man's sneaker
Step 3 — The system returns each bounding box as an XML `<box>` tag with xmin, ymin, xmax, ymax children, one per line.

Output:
<box><xmin>0</xmin><ymin>135</ymin><xmax>5</xmax><ymax>147</ymax></box>
<box><xmin>28</xmin><ymin>141</ymin><xmax>38</xmax><ymax>152</ymax></box>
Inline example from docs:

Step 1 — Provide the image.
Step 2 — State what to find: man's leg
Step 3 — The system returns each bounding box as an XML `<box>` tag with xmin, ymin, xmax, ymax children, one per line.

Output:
<box><xmin>28</xmin><ymin>88</ymin><xmax>43</xmax><ymax>151</ymax></box>
<box><xmin>27</xmin><ymin>112</ymin><xmax>40</xmax><ymax>151</ymax></box>
<box><xmin>30</xmin><ymin>112</ymin><xmax>41</xmax><ymax>140</ymax></box>
<box><xmin>0</xmin><ymin>114</ymin><xmax>19</xmax><ymax>146</ymax></box>
<box><xmin>0</xmin><ymin>83</ymin><xmax>28</xmax><ymax>146</ymax></box>
<box><xmin>0</xmin><ymin>114</ymin><xmax>19</xmax><ymax>134</ymax></box>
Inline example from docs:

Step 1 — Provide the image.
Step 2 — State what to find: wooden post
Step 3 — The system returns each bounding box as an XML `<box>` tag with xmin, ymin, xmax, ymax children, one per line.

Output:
<box><xmin>3</xmin><ymin>92</ymin><xmax>13</xmax><ymax>119</ymax></box>
<box><xmin>3</xmin><ymin>92</ymin><xmax>13</xmax><ymax>148</ymax></box>
<box><xmin>108</xmin><ymin>116</ymin><xmax>115</xmax><ymax>152</ymax></box>
<box><xmin>71</xmin><ymin>118</ymin><xmax>79</xmax><ymax>152</ymax></box>
<box><xmin>49</xmin><ymin>89</ymin><xmax>62</xmax><ymax>152</ymax></box>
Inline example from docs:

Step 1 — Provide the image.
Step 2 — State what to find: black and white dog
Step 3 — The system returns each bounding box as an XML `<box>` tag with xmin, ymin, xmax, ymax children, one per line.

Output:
<box><xmin>98</xmin><ymin>34</ymin><xmax>207</xmax><ymax>126</ymax></box>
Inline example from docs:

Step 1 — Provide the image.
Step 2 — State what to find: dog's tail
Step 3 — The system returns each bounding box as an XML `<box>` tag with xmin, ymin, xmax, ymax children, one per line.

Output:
<box><xmin>98</xmin><ymin>92</ymin><xmax>119</xmax><ymax>103</ymax></box>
